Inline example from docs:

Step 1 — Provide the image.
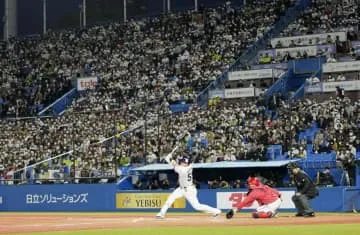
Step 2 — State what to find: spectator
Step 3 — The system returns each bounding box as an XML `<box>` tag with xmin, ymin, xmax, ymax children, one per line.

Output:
<box><xmin>281</xmin><ymin>0</ymin><xmax>359</xmax><ymax>37</ymax></box>
<box><xmin>160</xmin><ymin>178</ymin><xmax>170</xmax><ymax>190</ymax></box>
<box><xmin>219</xmin><ymin>180</ymin><xmax>231</xmax><ymax>189</ymax></box>
<box><xmin>336</xmin><ymin>74</ymin><xmax>346</xmax><ymax>81</ymax></box>
<box><xmin>289</xmin><ymin>145</ymin><xmax>307</xmax><ymax>159</ymax></box>
<box><xmin>147</xmin><ymin>178</ymin><xmax>160</xmax><ymax>190</ymax></box>
<box><xmin>336</xmin><ymin>86</ymin><xmax>345</xmax><ymax>99</ymax></box>
<box><xmin>134</xmin><ymin>180</ymin><xmax>144</xmax><ymax>190</ymax></box>
<box><xmin>316</xmin><ymin>167</ymin><xmax>336</xmax><ymax>187</ymax></box>
<box><xmin>208</xmin><ymin>179</ymin><xmax>220</xmax><ymax>189</ymax></box>
<box><xmin>232</xmin><ymin>179</ymin><xmax>241</xmax><ymax>188</ymax></box>
<box><xmin>306</xmin><ymin>74</ymin><xmax>320</xmax><ymax>84</ymax></box>
<box><xmin>326</xmin><ymin>54</ymin><xmax>337</xmax><ymax>63</ymax></box>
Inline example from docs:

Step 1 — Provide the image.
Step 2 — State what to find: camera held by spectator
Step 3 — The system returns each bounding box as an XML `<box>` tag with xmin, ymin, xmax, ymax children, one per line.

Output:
<box><xmin>316</xmin><ymin>167</ymin><xmax>336</xmax><ymax>187</ymax></box>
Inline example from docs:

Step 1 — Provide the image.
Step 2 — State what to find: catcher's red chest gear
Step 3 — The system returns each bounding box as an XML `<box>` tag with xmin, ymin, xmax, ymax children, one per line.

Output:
<box><xmin>234</xmin><ymin>185</ymin><xmax>281</xmax><ymax>210</ymax></box>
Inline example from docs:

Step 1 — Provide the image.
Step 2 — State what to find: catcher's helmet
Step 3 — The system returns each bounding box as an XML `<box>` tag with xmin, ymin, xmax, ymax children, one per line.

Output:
<box><xmin>247</xmin><ymin>177</ymin><xmax>260</xmax><ymax>189</ymax></box>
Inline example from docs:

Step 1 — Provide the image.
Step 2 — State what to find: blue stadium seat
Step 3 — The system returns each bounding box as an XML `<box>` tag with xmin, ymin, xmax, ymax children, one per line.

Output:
<box><xmin>307</xmin><ymin>144</ymin><xmax>313</xmax><ymax>153</ymax></box>
<box><xmin>298</xmin><ymin>132</ymin><xmax>306</xmax><ymax>142</ymax></box>
<box><xmin>266</xmin><ymin>145</ymin><xmax>282</xmax><ymax>160</ymax></box>
<box><xmin>276</xmin><ymin>153</ymin><xmax>288</xmax><ymax>160</ymax></box>
<box><xmin>301</xmin><ymin>152</ymin><xmax>337</xmax><ymax>169</ymax></box>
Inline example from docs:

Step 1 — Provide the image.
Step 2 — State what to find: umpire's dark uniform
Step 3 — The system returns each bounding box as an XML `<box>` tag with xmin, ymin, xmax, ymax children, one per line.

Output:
<box><xmin>288</xmin><ymin>163</ymin><xmax>319</xmax><ymax>217</ymax></box>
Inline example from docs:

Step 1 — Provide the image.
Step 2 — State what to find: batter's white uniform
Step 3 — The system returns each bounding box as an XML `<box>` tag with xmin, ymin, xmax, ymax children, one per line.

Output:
<box><xmin>157</xmin><ymin>153</ymin><xmax>221</xmax><ymax>218</ymax></box>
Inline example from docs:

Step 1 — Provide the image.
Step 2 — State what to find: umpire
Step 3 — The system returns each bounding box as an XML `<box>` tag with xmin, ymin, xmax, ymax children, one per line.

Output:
<box><xmin>287</xmin><ymin>162</ymin><xmax>319</xmax><ymax>217</ymax></box>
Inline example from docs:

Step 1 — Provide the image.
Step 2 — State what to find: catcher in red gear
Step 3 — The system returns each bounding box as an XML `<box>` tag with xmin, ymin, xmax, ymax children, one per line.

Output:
<box><xmin>226</xmin><ymin>177</ymin><xmax>282</xmax><ymax>219</ymax></box>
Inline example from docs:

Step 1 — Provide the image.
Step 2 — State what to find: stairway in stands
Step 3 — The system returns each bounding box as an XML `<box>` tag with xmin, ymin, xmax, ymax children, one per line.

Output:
<box><xmin>196</xmin><ymin>0</ymin><xmax>312</xmax><ymax>106</ymax></box>
<box><xmin>38</xmin><ymin>88</ymin><xmax>78</xmax><ymax>116</ymax></box>
<box><xmin>265</xmin><ymin>57</ymin><xmax>327</xmax><ymax>102</ymax></box>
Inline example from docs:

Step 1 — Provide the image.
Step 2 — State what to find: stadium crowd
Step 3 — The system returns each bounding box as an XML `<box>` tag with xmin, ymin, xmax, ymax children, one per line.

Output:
<box><xmin>1</xmin><ymin>0</ymin><xmax>293</xmax><ymax>117</ymax></box>
<box><xmin>280</xmin><ymin>0</ymin><xmax>359</xmax><ymax>37</ymax></box>
<box><xmin>256</xmin><ymin>0</ymin><xmax>359</xmax><ymax>64</ymax></box>
<box><xmin>1</xmin><ymin>92</ymin><xmax>359</xmax><ymax>186</ymax></box>
<box><xmin>0</xmin><ymin>0</ymin><xmax>360</xmax><ymax>188</ymax></box>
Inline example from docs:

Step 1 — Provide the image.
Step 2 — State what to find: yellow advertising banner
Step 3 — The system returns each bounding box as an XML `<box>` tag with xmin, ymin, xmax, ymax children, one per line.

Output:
<box><xmin>116</xmin><ymin>193</ymin><xmax>186</xmax><ymax>209</ymax></box>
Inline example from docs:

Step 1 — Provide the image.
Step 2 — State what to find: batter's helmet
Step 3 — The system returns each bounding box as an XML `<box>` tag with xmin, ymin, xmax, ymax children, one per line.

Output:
<box><xmin>179</xmin><ymin>156</ymin><xmax>190</xmax><ymax>164</ymax></box>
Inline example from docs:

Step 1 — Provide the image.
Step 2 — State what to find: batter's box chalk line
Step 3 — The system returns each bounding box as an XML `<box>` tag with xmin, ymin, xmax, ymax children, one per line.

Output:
<box><xmin>54</xmin><ymin>222</ymin><xmax>93</xmax><ymax>227</ymax></box>
<box><xmin>210</xmin><ymin>217</ymin><xmax>226</xmax><ymax>222</ymax></box>
<box><xmin>154</xmin><ymin>217</ymin><xmax>184</xmax><ymax>222</ymax></box>
<box><xmin>163</xmin><ymin>218</ymin><xmax>183</xmax><ymax>221</ymax></box>
<box><xmin>132</xmin><ymin>217</ymin><xmax>145</xmax><ymax>223</ymax></box>
<box><xmin>68</xmin><ymin>217</ymin><xmax>126</xmax><ymax>222</ymax></box>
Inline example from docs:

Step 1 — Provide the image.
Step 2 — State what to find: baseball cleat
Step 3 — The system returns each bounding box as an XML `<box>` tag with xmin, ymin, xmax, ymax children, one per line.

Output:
<box><xmin>213</xmin><ymin>209</ymin><xmax>222</xmax><ymax>217</ymax></box>
<box><xmin>303</xmin><ymin>212</ymin><xmax>315</xmax><ymax>218</ymax></box>
<box><xmin>156</xmin><ymin>213</ymin><xmax>165</xmax><ymax>220</ymax></box>
<box><xmin>271</xmin><ymin>212</ymin><xmax>279</xmax><ymax>218</ymax></box>
<box><xmin>213</xmin><ymin>213</ymin><xmax>220</xmax><ymax>218</ymax></box>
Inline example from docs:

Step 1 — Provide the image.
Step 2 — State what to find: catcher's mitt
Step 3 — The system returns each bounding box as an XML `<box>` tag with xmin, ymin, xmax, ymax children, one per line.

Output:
<box><xmin>226</xmin><ymin>209</ymin><xmax>234</xmax><ymax>219</ymax></box>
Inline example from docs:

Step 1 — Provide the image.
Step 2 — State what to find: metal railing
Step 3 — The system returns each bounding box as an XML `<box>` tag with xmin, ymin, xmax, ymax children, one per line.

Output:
<box><xmin>264</xmin><ymin>72</ymin><xmax>288</xmax><ymax>101</ymax></box>
<box><xmin>38</xmin><ymin>88</ymin><xmax>78</xmax><ymax>116</ymax></box>
<box><xmin>0</xmin><ymin>176</ymin><xmax>119</xmax><ymax>186</ymax></box>
<box><xmin>290</xmin><ymin>83</ymin><xmax>305</xmax><ymax>101</ymax></box>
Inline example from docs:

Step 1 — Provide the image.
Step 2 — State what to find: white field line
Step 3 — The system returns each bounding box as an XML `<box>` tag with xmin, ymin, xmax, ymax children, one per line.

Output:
<box><xmin>66</xmin><ymin>217</ymin><xmax>127</xmax><ymax>222</ymax></box>
<box><xmin>132</xmin><ymin>217</ymin><xmax>145</xmax><ymax>223</ymax></box>
<box><xmin>0</xmin><ymin>217</ymin><xmax>187</xmax><ymax>229</ymax></box>
<box><xmin>0</xmin><ymin>216</ymin><xmax>64</xmax><ymax>220</ymax></box>
<box><xmin>0</xmin><ymin>220</ymin><xmax>125</xmax><ymax>229</ymax></box>
<box><xmin>210</xmin><ymin>218</ymin><xmax>226</xmax><ymax>223</ymax></box>
<box><xmin>0</xmin><ymin>216</ymin><xmax>223</xmax><ymax>231</ymax></box>
<box><xmin>162</xmin><ymin>218</ymin><xmax>184</xmax><ymax>221</ymax></box>
<box><xmin>0</xmin><ymin>216</ymin><xmax>143</xmax><ymax>222</ymax></box>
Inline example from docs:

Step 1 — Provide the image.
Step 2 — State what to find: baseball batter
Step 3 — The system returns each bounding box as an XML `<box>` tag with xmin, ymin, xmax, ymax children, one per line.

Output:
<box><xmin>156</xmin><ymin>147</ymin><xmax>221</xmax><ymax>219</ymax></box>
<box><xmin>226</xmin><ymin>177</ymin><xmax>282</xmax><ymax>219</ymax></box>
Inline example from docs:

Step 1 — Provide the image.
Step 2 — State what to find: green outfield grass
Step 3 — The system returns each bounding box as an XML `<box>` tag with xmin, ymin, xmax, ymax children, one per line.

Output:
<box><xmin>11</xmin><ymin>224</ymin><xmax>360</xmax><ymax>235</ymax></box>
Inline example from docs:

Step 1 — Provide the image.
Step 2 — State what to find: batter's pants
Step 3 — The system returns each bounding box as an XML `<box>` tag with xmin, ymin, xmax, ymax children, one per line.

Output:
<box><xmin>158</xmin><ymin>186</ymin><xmax>221</xmax><ymax>216</ymax></box>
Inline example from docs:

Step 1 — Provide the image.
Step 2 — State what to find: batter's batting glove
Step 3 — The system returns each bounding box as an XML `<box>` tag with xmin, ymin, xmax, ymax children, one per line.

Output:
<box><xmin>226</xmin><ymin>209</ymin><xmax>234</xmax><ymax>219</ymax></box>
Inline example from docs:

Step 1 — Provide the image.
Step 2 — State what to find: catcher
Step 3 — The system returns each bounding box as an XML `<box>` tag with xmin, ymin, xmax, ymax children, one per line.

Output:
<box><xmin>226</xmin><ymin>177</ymin><xmax>282</xmax><ymax>219</ymax></box>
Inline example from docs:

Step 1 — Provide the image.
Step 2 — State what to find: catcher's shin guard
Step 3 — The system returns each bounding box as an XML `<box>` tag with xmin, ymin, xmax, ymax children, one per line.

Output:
<box><xmin>252</xmin><ymin>211</ymin><xmax>273</xmax><ymax>219</ymax></box>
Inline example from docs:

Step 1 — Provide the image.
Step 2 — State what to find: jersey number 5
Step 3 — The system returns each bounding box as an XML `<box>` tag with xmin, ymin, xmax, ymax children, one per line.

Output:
<box><xmin>187</xmin><ymin>173</ymin><xmax>192</xmax><ymax>182</ymax></box>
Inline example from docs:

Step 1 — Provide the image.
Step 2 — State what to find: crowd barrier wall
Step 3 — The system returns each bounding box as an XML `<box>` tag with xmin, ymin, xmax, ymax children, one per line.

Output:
<box><xmin>343</xmin><ymin>188</ymin><xmax>360</xmax><ymax>212</ymax></box>
<box><xmin>289</xmin><ymin>57</ymin><xmax>326</xmax><ymax>74</ymax></box>
<box><xmin>1</xmin><ymin>185</ymin><xmax>359</xmax><ymax>212</ymax></box>
<box><xmin>169</xmin><ymin>104</ymin><xmax>191</xmax><ymax>113</ymax></box>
